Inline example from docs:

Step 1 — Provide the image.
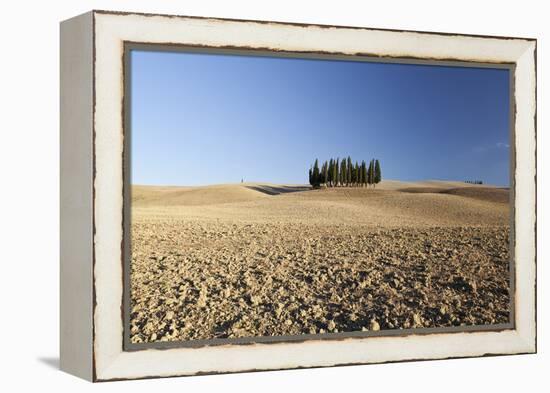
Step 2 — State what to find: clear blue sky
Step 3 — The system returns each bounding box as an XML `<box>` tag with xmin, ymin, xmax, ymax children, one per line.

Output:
<box><xmin>131</xmin><ymin>50</ymin><xmax>510</xmax><ymax>187</ymax></box>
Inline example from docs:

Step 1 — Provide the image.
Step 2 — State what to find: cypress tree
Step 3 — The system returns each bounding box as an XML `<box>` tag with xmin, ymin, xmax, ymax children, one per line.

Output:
<box><xmin>309</xmin><ymin>167</ymin><xmax>313</xmax><ymax>186</ymax></box>
<box><xmin>346</xmin><ymin>156</ymin><xmax>353</xmax><ymax>186</ymax></box>
<box><xmin>334</xmin><ymin>160</ymin><xmax>337</xmax><ymax>186</ymax></box>
<box><xmin>334</xmin><ymin>158</ymin><xmax>339</xmax><ymax>187</ymax></box>
<box><xmin>328</xmin><ymin>159</ymin><xmax>334</xmax><ymax>187</ymax></box>
<box><xmin>322</xmin><ymin>161</ymin><xmax>329</xmax><ymax>186</ymax></box>
<box><xmin>341</xmin><ymin>158</ymin><xmax>347</xmax><ymax>187</ymax></box>
<box><xmin>354</xmin><ymin>162</ymin><xmax>359</xmax><ymax>187</ymax></box>
<box><xmin>374</xmin><ymin>159</ymin><xmax>381</xmax><ymax>185</ymax></box>
<box><xmin>364</xmin><ymin>161</ymin><xmax>368</xmax><ymax>187</ymax></box>
<box><xmin>367</xmin><ymin>160</ymin><xmax>373</xmax><ymax>187</ymax></box>
<box><xmin>312</xmin><ymin>159</ymin><xmax>320</xmax><ymax>187</ymax></box>
<box><xmin>370</xmin><ymin>159</ymin><xmax>376</xmax><ymax>187</ymax></box>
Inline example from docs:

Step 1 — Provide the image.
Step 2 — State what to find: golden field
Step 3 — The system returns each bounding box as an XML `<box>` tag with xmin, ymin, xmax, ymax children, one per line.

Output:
<box><xmin>129</xmin><ymin>181</ymin><xmax>510</xmax><ymax>343</ymax></box>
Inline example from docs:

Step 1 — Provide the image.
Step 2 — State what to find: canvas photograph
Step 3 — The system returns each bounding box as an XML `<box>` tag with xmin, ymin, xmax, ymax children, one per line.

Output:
<box><xmin>126</xmin><ymin>48</ymin><xmax>513</xmax><ymax>346</ymax></box>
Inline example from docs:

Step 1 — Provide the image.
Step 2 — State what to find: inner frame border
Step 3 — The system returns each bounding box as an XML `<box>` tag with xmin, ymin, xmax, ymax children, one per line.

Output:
<box><xmin>121</xmin><ymin>42</ymin><xmax>517</xmax><ymax>352</ymax></box>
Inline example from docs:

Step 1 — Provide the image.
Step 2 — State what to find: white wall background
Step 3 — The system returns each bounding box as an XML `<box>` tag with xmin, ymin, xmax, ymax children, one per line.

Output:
<box><xmin>0</xmin><ymin>0</ymin><xmax>546</xmax><ymax>390</ymax></box>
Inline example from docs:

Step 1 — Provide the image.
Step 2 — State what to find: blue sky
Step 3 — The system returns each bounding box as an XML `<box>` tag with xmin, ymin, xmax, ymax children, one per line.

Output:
<box><xmin>131</xmin><ymin>50</ymin><xmax>510</xmax><ymax>186</ymax></box>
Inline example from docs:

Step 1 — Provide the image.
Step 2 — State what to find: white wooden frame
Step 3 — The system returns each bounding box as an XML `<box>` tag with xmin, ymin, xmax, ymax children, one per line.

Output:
<box><xmin>60</xmin><ymin>10</ymin><xmax>536</xmax><ymax>382</ymax></box>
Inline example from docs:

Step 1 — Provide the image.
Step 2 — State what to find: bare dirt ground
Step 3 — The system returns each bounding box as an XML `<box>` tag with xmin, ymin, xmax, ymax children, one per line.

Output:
<box><xmin>129</xmin><ymin>181</ymin><xmax>511</xmax><ymax>343</ymax></box>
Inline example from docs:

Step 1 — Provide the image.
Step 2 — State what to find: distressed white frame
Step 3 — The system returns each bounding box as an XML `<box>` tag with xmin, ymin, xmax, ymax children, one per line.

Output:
<box><xmin>60</xmin><ymin>10</ymin><xmax>536</xmax><ymax>382</ymax></box>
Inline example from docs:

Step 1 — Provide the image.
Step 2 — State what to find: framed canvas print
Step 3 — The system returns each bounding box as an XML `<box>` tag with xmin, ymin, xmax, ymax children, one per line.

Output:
<box><xmin>60</xmin><ymin>10</ymin><xmax>537</xmax><ymax>382</ymax></box>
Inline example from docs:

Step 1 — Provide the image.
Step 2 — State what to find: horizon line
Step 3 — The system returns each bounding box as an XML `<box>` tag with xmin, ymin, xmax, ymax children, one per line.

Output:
<box><xmin>131</xmin><ymin>178</ymin><xmax>510</xmax><ymax>188</ymax></box>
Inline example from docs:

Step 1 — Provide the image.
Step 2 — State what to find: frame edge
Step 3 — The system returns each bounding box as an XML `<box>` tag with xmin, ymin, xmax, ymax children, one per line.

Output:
<box><xmin>60</xmin><ymin>11</ymin><xmax>95</xmax><ymax>382</ymax></box>
<box><xmin>91</xmin><ymin>9</ymin><xmax>538</xmax><ymax>42</ymax></box>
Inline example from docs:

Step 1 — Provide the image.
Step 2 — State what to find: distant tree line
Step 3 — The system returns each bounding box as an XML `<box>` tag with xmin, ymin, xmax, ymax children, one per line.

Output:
<box><xmin>308</xmin><ymin>157</ymin><xmax>381</xmax><ymax>188</ymax></box>
<box><xmin>464</xmin><ymin>180</ymin><xmax>483</xmax><ymax>185</ymax></box>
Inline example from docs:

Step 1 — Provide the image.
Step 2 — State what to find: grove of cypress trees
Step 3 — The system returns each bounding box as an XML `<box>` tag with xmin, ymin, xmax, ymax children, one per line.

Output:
<box><xmin>308</xmin><ymin>157</ymin><xmax>381</xmax><ymax>189</ymax></box>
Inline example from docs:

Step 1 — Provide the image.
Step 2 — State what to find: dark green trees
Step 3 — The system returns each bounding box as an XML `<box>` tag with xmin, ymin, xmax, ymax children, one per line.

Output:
<box><xmin>310</xmin><ymin>159</ymin><xmax>320</xmax><ymax>187</ymax></box>
<box><xmin>308</xmin><ymin>157</ymin><xmax>381</xmax><ymax>188</ymax></box>
<box><xmin>346</xmin><ymin>156</ymin><xmax>353</xmax><ymax>187</ymax></box>
<box><xmin>360</xmin><ymin>161</ymin><xmax>367</xmax><ymax>187</ymax></box>
<box><xmin>332</xmin><ymin>158</ymin><xmax>340</xmax><ymax>187</ymax></box>
<box><xmin>367</xmin><ymin>160</ymin><xmax>374</xmax><ymax>186</ymax></box>
<box><xmin>366</xmin><ymin>159</ymin><xmax>381</xmax><ymax>188</ymax></box>
<box><xmin>374</xmin><ymin>159</ymin><xmax>381</xmax><ymax>185</ymax></box>
<box><xmin>340</xmin><ymin>159</ymin><xmax>347</xmax><ymax>187</ymax></box>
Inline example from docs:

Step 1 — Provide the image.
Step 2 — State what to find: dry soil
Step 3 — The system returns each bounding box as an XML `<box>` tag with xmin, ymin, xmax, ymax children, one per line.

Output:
<box><xmin>129</xmin><ymin>181</ymin><xmax>511</xmax><ymax>343</ymax></box>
